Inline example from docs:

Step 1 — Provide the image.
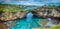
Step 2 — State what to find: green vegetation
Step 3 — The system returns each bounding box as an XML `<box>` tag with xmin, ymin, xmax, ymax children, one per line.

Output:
<box><xmin>0</xmin><ymin>10</ymin><xmax>4</xmax><ymax>14</ymax></box>
<box><xmin>33</xmin><ymin>23</ymin><xmax>60</xmax><ymax>29</ymax></box>
<box><xmin>32</xmin><ymin>5</ymin><xmax>60</xmax><ymax>11</ymax></box>
<box><xmin>51</xmin><ymin>23</ymin><xmax>60</xmax><ymax>29</ymax></box>
<box><xmin>0</xmin><ymin>4</ymin><xmax>28</xmax><ymax>21</ymax></box>
<box><xmin>0</xmin><ymin>4</ymin><xmax>26</xmax><ymax>14</ymax></box>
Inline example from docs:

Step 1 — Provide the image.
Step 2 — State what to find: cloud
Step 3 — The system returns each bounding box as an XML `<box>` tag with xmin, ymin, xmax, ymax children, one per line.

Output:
<box><xmin>15</xmin><ymin>1</ymin><xmax>44</xmax><ymax>6</ymax></box>
<box><xmin>1</xmin><ymin>0</ymin><xmax>60</xmax><ymax>6</ymax></box>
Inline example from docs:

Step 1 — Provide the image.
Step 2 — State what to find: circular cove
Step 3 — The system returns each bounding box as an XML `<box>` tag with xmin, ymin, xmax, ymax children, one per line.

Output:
<box><xmin>7</xmin><ymin>12</ymin><xmax>44</xmax><ymax>29</ymax></box>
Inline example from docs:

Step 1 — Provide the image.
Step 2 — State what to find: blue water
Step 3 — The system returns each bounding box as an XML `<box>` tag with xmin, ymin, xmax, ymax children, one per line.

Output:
<box><xmin>10</xmin><ymin>12</ymin><xmax>44</xmax><ymax>29</ymax></box>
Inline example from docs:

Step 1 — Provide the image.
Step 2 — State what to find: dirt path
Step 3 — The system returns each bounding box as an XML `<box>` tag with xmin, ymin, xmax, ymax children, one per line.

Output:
<box><xmin>0</xmin><ymin>22</ymin><xmax>9</xmax><ymax>29</ymax></box>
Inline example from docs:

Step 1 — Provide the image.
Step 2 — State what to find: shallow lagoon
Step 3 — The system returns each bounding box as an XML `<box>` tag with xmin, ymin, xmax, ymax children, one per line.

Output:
<box><xmin>10</xmin><ymin>12</ymin><xmax>44</xmax><ymax>29</ymax></box>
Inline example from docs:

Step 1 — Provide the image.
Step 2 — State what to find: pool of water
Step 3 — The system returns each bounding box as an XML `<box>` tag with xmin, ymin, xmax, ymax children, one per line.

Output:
<box><xmin>9</xmin><ymin>12</ymin><xmax>44</xmax><ymax>29</ymax></box>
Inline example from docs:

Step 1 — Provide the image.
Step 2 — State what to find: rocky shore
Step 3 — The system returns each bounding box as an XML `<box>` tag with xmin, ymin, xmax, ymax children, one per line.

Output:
<box><xmin>0</xmin><ymin>10</ymin><xmax>29</xmax><ymax>21</ymax></box>
<box><xmin>0</xmin><ymin>4</ymin><xmax>29</xmax><ymax>21</ymax></box>
<box><xmin>0</xmin><ymin>4</ymin><xmax>60</xmax><ymax>29</ymax></box>
<box><xmin>31</xmin><ymin>8</ymin><xmax>60</xmax><ymax>19</ymax></box>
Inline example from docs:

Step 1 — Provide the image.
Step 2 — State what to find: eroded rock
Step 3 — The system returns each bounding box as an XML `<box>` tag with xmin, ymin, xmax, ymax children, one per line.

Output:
<box><xmin>0</xmin><ymin>10</ymin><xmax>29</xmax><ymax>21</ymax></box>
<box><xmin>31</xmin><ymin>8</ymin><xmax>60</xmax><ymax>19</ymax></box>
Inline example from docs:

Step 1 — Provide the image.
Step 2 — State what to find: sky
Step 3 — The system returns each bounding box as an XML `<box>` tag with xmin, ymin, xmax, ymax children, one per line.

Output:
<box><xmin>0</xmin><ymin>0</ymin><xmax>60</xmax><ymax>6</ymax></box>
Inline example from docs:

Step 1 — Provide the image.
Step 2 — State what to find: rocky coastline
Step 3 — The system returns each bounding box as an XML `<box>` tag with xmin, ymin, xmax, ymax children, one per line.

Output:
<box><xmin>0</xmin><ymin>10</ymin><xmax>29</xmax><ymax>21</ymax></box>
<box><xmin>31</xmin><ymin>8</ymin><xmax>60</xmax><ymax>20</ymax></box>
<box><xmin>0</xmin><ymin>4</ymin><xmax>29</xmax><ymax>21</ymax></box>
<box><xmin>0</xmin><ymin>4</ymin><xmax>30</xmax><ymax>29</ymax></box>
<box><xmin>0</xmin><ymin>4</ymin><xmax>60</xmax><ymax>29</ymax></box>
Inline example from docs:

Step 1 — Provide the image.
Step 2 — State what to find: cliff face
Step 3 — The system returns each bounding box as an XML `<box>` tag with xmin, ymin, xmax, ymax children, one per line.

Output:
<box><xmin>0</xmin><ymin>4</ymin><xmax>29</xmax><ymax>21</ymax></box>
<box><xmin>0</xmin><ymin>11</ymin><xmax>29</xmax><ymax>21</ymax></box>
<box><xmin>31</xmin><ymin>8</ymin><xmax>60</xmax><ymax>19</ymax></box>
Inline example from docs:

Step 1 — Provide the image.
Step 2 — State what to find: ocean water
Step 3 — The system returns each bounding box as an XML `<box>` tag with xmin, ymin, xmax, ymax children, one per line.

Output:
<box><xmin>10</xmin><ymin>12</ymin><xmax>44</xmax><ymax>29</ymax></box>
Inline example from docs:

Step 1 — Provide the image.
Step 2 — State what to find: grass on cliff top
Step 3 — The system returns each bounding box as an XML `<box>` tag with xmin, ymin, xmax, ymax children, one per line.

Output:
<box><xmin>31</xmin><ymin>5</ymin><xmax>60</xmax><ymax>11</ymax></box>
<box><xmin>50</xmin><ymin>23</ymin><xmax>60</xmax><ymax>29</ymax></box>
<box><xmin>0</xmin><ymin>4</ymin><xmax>26</xmax><ymax>14</ymax></box>
<box><xmin>33</xmin><ymin>23</ymin><xmax>60</xmax><ymax>29</ymax></box>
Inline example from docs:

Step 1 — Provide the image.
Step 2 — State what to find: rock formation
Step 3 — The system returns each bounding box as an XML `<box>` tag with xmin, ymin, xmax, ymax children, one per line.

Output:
<box><xmin>0</xmin><ymin>4</ymin><xmax>29</xmax><ymax>21</ymax></box>
<box><xmin>31</xmin><ymin>8</ymin><xmax>60</xmax><ymax>19</ymax></box>
<box><xmin>0</xmin><ymin>10</ymin><xmax>29</xmax><ymax>21</ymax></box>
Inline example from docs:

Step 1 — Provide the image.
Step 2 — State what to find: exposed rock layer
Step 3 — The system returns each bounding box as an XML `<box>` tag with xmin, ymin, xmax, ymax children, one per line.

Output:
<box><xmin>0</xmin><ymin>10</ymin><xmax>29</xmax><ymax>21</ymax></box>
<box><xmin>31</xmin><ymin>8</ymin><xmax>60</xmax><ymax>19</ymax></box>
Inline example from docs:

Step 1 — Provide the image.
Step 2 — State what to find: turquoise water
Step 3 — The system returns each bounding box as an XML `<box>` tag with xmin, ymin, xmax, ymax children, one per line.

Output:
<box><xmin>10</xmin><ymin>12</ymin><xmax>44</xmax><ymax>29</ymax></box>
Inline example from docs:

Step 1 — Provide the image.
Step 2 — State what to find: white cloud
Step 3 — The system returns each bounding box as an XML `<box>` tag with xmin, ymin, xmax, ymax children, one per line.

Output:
<box><xmin>1</xmin><ymin>0</ymin><xmax>60</xmax><ymax>6</ymax></box>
